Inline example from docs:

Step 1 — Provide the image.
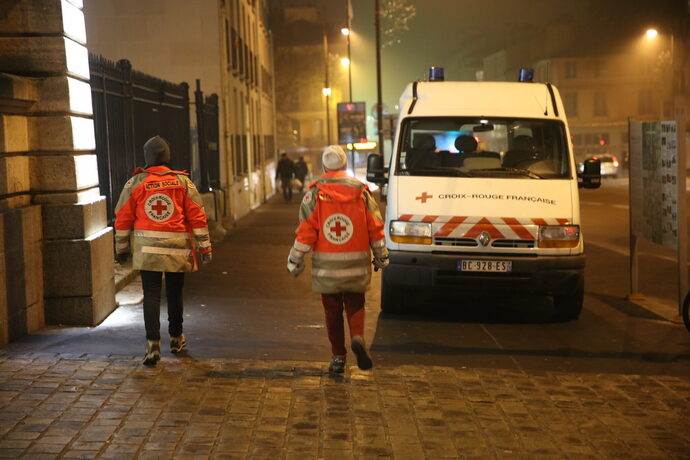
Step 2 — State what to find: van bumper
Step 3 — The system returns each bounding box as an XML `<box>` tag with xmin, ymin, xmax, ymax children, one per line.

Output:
<box><xmin>384</xmin><ymin>251</ymin><xmax>585</xmax><ymax>295</ymax></box>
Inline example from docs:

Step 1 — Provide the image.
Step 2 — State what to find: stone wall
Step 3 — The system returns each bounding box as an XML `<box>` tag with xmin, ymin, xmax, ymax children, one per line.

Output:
<box><xmin>0</xmin><ymin>0</ymin><xmax>115</xmax><ymax>344</ymax></box>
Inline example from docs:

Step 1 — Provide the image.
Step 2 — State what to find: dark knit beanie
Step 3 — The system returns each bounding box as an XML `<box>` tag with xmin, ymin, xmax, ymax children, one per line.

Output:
<box><xmin>144</xmin><ymin>135</ymin><xmax>171</xmax><ymax>166</ymax></box>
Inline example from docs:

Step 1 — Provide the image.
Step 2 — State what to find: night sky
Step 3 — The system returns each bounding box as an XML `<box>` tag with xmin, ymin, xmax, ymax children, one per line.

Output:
<box><xmin>343</xmin><ymin>0</ymin><xmax>683</xmax><ymax>114</ymax></box>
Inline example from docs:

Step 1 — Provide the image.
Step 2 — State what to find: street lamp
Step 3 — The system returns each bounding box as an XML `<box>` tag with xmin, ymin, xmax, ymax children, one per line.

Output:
<box><xmin>341</xmin><ymin>27</ymin><xmax>350</xmax><ymax>36</ymax></box>
<box><xmin>340</xmin><ymin>57</ymin><xmax>350</xmax><ymax>67</ymax></box>
<box><xmin>322</xmin><ymin>87</ymin><xmax>332</xmax><ymax>96</ymax></box>
<box><xmin>642</xmin><ymin>26</ymin><xmax>675</xmax><ymax>118</ymax></box>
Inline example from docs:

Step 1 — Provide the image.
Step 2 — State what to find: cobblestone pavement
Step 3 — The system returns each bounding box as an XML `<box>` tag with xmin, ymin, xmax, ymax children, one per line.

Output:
<box><xmin>1</xmin><ymin>351</ymin><xmax>689</xmax><ymax>459</ymax></box>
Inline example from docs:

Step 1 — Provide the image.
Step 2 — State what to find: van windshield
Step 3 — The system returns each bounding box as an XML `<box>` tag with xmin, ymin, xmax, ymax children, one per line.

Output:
<box><xmin>396</xmin><ymin>117</ymin><xmax>571</xmax><ymax>179</ymax></box>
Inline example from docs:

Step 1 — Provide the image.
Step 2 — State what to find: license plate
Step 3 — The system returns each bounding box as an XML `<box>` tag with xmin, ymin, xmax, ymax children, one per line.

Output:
<box><xmin>458</xmin><ymin>260</ymin><xmax>512</xmax><ymax>272</ymax></box>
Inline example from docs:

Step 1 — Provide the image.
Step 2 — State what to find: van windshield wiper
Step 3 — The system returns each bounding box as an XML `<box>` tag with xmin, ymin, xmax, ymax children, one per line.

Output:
<box><xmin>401</xmin><ymin>167</ymin><xmax>474</xmax><ymax>177</ymax></box>
<box><xmin>474</xmin><ymin>167</ymin><xmax>544</xmax><ymax>179</ymax></box>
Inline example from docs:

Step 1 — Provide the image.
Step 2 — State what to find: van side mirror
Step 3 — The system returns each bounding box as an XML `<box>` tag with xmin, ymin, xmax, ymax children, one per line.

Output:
<box><xmin>578</xmin><ymin>158</ymin><xmax>601</xmax><ymax>189</ymax></box>
<box><xmin>366</xmin><ymin>153</ymin><xmax>387</xmax><ymax>184</ymax></box>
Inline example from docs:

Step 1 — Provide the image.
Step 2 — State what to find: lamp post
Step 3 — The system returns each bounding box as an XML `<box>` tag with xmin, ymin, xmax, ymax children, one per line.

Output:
<box><xmin>342</xmin><ymin>0</ymin><xmax>352</xmax><ymax>102</ymax></box>
<box><xmin>321</xmin><ymin>10</ymin><xmax>331</xmax><ymax>146</ymax></box>
<box><xmin>374</xmin><ymin>0</ymin><xmax>384</xmax><ymax>156</ymax></box>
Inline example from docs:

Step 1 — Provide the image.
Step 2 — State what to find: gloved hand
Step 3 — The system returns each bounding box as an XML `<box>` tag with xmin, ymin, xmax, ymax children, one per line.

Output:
<box><xmin>371</xmin><ymin>243</ymin><xmax>389</xmax><ymax>271</ymax></box>
<box><xmin>287</xmin><ymin>258</ymin><xmax>305</xmax><ymax>277</ymax></box>
<box><xmin>372</xmin><ymin>256</ymin><xmax>389</xmax><ymax>271</ymax></box>
<box><xmin>115</xmin><ymin>252</ymin><xmax>130</xmax><ymax>264</ymax></box>
<box><xmin>287</xmin><ymin>245</ymin><xmax>307</xmax><ymax>277</ymax></box>
<box><xmin>201</xmin><ymin>252</ymin><xmax>212</xmax><ymax>265</ymax></box>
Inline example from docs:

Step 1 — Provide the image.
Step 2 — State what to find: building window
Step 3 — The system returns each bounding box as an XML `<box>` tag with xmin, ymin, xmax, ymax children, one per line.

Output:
<box><xmin>593</xmin><ymin>59</ymin><xmax>602</xmax><ymax>78</ymax></box>
<box><xmin>563</xmin><ymin>92</ymin><xmax>578</xmax><ymax>117</ymax></box>
<box><xmin>231</xmin><ymin>28</ymin><xmax>238</xmax><ymax>71</ymax></box>
<box><xmin>233</xmin><ymin>134</ymin><xmax>242</xmax><ymax>177</ymax></box>
<box><xmin>564</xmin><ymin>61</ymin><xmax>577</xmax><ymax>79</ymax></box>
<box><xmin>288</xmin><ymin>90</ymin><xmax>298</xmax><ymax>111</ymax></box>
<box><xmin>638</xmin><ymin>89</ymin><xmax>653</xmax><ymax>115</ymax></box>
<box><xmin>593</xmin><ymin>91</ymin><xmax>607</xmax><ymax>116</ymax></box>
<box><xmin>663</xmin><ymin>99</ymin><xmax>673</xmax><ymax>118</ymax></box>
<box><xmin>225</xmin><ymin>19</ymin><xmax>231</xmax><ymax>69</ymax></box>
<box><xmin>242</xmin><ymin>134</ymin><xmax>248</xmax><ymax>174</ymax></box>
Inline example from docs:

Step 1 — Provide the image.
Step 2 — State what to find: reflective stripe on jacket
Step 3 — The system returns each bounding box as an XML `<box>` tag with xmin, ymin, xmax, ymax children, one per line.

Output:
<box><xmin>294</xmin><ymin>171</ymin><xmax>385</xmax><ymax>294</ymax></box>
<box><xmin>114</xmin><ymin>165</ymin><xmax>211</xmax><ymax>272</ymax></box>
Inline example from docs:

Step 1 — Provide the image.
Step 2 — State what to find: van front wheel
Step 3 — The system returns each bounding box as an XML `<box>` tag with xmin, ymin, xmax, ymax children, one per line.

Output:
<box><xmin>552</xmin><ymin>279</ymin><xmax>584</xmax><ymax>322</ymax></box>
<box><xmin>380</xmin><ymin>271</ymin><xmax>405</xmax><ymax>314</ymax></box>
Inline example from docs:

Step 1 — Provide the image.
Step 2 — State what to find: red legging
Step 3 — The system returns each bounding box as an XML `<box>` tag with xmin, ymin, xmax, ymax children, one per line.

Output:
<box><xmin>321</xmin><ymin>292</ymin><xmax>365</xmax><ymax>356</ymax></box>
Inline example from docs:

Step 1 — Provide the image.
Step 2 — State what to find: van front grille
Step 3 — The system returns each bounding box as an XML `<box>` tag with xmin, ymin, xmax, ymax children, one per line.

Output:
<box><xmin>434</xmin><ymin>237</ymin><xmax>477</xmax><ymax>247</ymax></box>
<box><xmin>491</xmin><ymin>239</ymin><xmax>535</xmax><ymax>248</ymax></box>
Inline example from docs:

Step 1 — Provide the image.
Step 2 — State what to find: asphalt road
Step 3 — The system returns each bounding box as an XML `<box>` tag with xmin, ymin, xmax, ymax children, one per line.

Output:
<box><xmin>8</xmin><ymin>180</ymin><xmax>690</xmax><ymax>378</ymax></box>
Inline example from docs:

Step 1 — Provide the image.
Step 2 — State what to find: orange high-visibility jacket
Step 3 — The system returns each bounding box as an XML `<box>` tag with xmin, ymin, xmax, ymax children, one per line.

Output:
<box><xmin>293</xmin><ymin>171</ymin><xmax>385</xmax><ymax>293</ymax></box>
<box><xmin>114</xmin><ymin>166</ymin><xmax>211</xmax><ymax>272</ymax></box>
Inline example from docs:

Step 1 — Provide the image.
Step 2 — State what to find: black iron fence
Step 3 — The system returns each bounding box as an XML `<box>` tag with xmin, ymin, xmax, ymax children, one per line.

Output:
<box><xmin>194</xmin><ymin>79</ymin><xmax>220</xmax><ymax>191</ymax></box>
<box><xmin>90</xmin><ymin>55</ymin><xmax>192</xmax><ymax>224</ymax></box>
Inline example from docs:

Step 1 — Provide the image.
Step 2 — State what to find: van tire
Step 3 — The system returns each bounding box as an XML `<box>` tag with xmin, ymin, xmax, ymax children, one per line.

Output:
<box><xmin>380</xmin><ymin>271</ymin><xmax>405</xmax><ymax>313</ymax></box>
<box><xmin>552</xmin><ymin>279</ymin><xmax>584</xmax><ymax>322</ymax></box>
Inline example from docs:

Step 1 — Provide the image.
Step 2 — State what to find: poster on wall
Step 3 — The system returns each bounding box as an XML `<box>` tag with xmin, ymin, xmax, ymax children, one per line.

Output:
<box><xmin>337</xmin><ymin>102</ymin><xmax>367</xmax><ymax>145</ymax></box>
<box><xmin>629</xmin><ymin>121</ymin><xmax>678</xmax><ymax>249</ymax></box>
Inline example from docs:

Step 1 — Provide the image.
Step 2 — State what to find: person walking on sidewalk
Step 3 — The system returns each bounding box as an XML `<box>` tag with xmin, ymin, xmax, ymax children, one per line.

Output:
<box><xmin>294</xmin><ymin>156</ymin><xmax>309</xmax><ymax>193</ymax></box>
<box><xmin>114</xmin><ymin>135</ymin><xmax>212</xmax><ymax>366</ymax></box>
<box><xmin>276</xmin><ymin>152</ymin><xmax>295</xmax><ymax>202</ymax></box>
<box><xmin>286</xmin><ymin>145</ymin><xmax>389</xmax><ymax>373</ymax></box>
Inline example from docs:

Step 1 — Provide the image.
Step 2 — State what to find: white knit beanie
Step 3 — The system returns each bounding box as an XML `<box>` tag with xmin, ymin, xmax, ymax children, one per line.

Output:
<box><xmin>322</xmin><ymin>145</ymin><xmax>347</xmax><ymax>171</ymax></box>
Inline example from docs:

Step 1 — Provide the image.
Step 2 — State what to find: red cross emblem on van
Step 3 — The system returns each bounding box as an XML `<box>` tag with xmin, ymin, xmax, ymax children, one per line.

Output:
<box><xmin>415</xmin><ymin>192</ymin><xmax>433</xmax><ymax>203</ymax></box>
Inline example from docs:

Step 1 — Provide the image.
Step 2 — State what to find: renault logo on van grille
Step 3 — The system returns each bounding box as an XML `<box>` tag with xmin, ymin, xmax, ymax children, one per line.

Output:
<box><xmin>478</xmin><ymin>231</ymin><xmax>491</xmax><ymax>247</ymax></box>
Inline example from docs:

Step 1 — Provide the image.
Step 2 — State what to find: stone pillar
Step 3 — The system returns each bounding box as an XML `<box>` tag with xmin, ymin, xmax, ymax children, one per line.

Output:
<box><xmin>0</xmin><ymin>0</ymin><xmax>115</xmax><ymax>338</ymax></box>
<box><xmin>0</xmin><ymin>72</ymin><xmax>45</xmax><ymax>344</ymax></box>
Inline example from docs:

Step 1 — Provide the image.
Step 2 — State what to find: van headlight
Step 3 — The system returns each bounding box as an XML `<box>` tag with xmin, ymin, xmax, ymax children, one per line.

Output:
<box><xmin>390</xmin><ymin>221</ymin><xmax>432</xmax><ymax>245</ymax></box>
<box><xmin>538</xmin><ymin>225</ymin><xmax>580</xmax><ymax>248</ymax></box>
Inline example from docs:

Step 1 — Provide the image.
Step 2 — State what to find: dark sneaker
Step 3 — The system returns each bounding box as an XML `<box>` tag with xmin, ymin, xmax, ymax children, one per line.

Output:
<box><xmin>170</xmin><ymin>334</ymin><xmax>186</xmax><ymax>354</ymax></box>
<box><xmin>328</xmin><ymin>355</ymin><xmax>346</xmax><ymax>373</ymax></box>
<box><xmin>351</xmin><ymin>335</ymin><xmax>373</xmax><ymax>370</ymax></box>
<box><xmin>143</xmin><ymin>340</ymin><xmax>160</xmax><ymax>366</ymax></box>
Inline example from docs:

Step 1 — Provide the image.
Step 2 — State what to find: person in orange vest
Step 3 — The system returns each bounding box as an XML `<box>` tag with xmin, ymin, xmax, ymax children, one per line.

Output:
<box><xmin>287</xmin><ymin>145</ymin><xmax>389</xmax><ymax>373</ymax></box>
<box><xmin>114</xmin><ymin>136</ymin><xmax>212</xmax><ymax>366</ymax></box>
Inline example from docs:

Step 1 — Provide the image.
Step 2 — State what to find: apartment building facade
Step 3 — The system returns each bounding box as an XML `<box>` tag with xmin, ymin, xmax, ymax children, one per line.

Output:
<box><xmin>85</xmin><ymin>0</ymin><xmax>277</xmax><ymax>223</ymax></box>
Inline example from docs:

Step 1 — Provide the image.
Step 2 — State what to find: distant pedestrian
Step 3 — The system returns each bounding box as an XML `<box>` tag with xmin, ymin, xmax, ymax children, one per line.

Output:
<box><xmin>286</xmin><ymin>145</ymin><xmax>388</xmax><ymax>373</ymax></box>
<box><xmin>294</xmin><ymin>156</ymin><xmax>309</xmax><ymax>193</ymax></box>
<box><xmin>276</xmin><ymin>152</ymin><xmax>295</xmax><ymax>202</ymax></box>
<box><xmin>114</xmin><ymin>135</ymin><xmax>212</xmax><ymax>366</ymax></box>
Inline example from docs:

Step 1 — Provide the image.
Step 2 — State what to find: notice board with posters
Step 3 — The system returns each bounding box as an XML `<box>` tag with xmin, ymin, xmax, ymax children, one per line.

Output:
<box><xmin>629</xmin><ymin>121</ymin><xmax>679</xmax><ymax>249</ymax></box>
<box><xmin>337</xmin><ymin>102</ymin><xmax>367</xmax><ymax>144</ymax></box>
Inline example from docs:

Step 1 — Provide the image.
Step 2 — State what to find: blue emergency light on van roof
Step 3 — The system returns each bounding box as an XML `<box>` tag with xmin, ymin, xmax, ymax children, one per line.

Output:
<box><xmin>518</xmin><ymin>68</ymin><xmax>534</xmax><ymax>82</ymax></box>
<box><xmin>429</xmin><ymin>66</ymin><xmax>444</xmax><ymax>81</ymax></box>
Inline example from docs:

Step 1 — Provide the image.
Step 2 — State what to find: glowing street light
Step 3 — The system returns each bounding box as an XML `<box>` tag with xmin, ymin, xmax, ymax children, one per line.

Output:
<box><xmin>322</xmin><ymin>87</ymin><xmax>332</xmax><ymax>96</ymax></box>
<box><xmin>646</xmin><ymin>28</ymin><xmax>658</xmax><ymax>39</ymax></box>
<box><xmin>341</xmin><ymin>27</ymin><xmax>350</xmax><ymax>36</ymax></box>
<box><xmin>340</xmin><ymin>57</ymin><xmax>350</xmax><ymax>67</ymax></box>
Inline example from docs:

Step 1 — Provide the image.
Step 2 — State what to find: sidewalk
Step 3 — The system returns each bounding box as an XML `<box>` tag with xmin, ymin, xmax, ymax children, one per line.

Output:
<box><xmin>1</xmin><ymin>195</ymin><xmax>689</xmax><ymax>459</ymax></box>
<box><xmin>1</xmin><ymin>352</ymin><xmax>688</xmax><ymax>459</ymax></box>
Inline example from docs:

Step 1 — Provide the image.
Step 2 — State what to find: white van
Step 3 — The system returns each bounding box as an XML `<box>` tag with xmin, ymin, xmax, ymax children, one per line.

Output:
<box><xmin>367</xmin><ymin>70</ymin><xmax>601</xmax><ymax>320</ymax></box>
